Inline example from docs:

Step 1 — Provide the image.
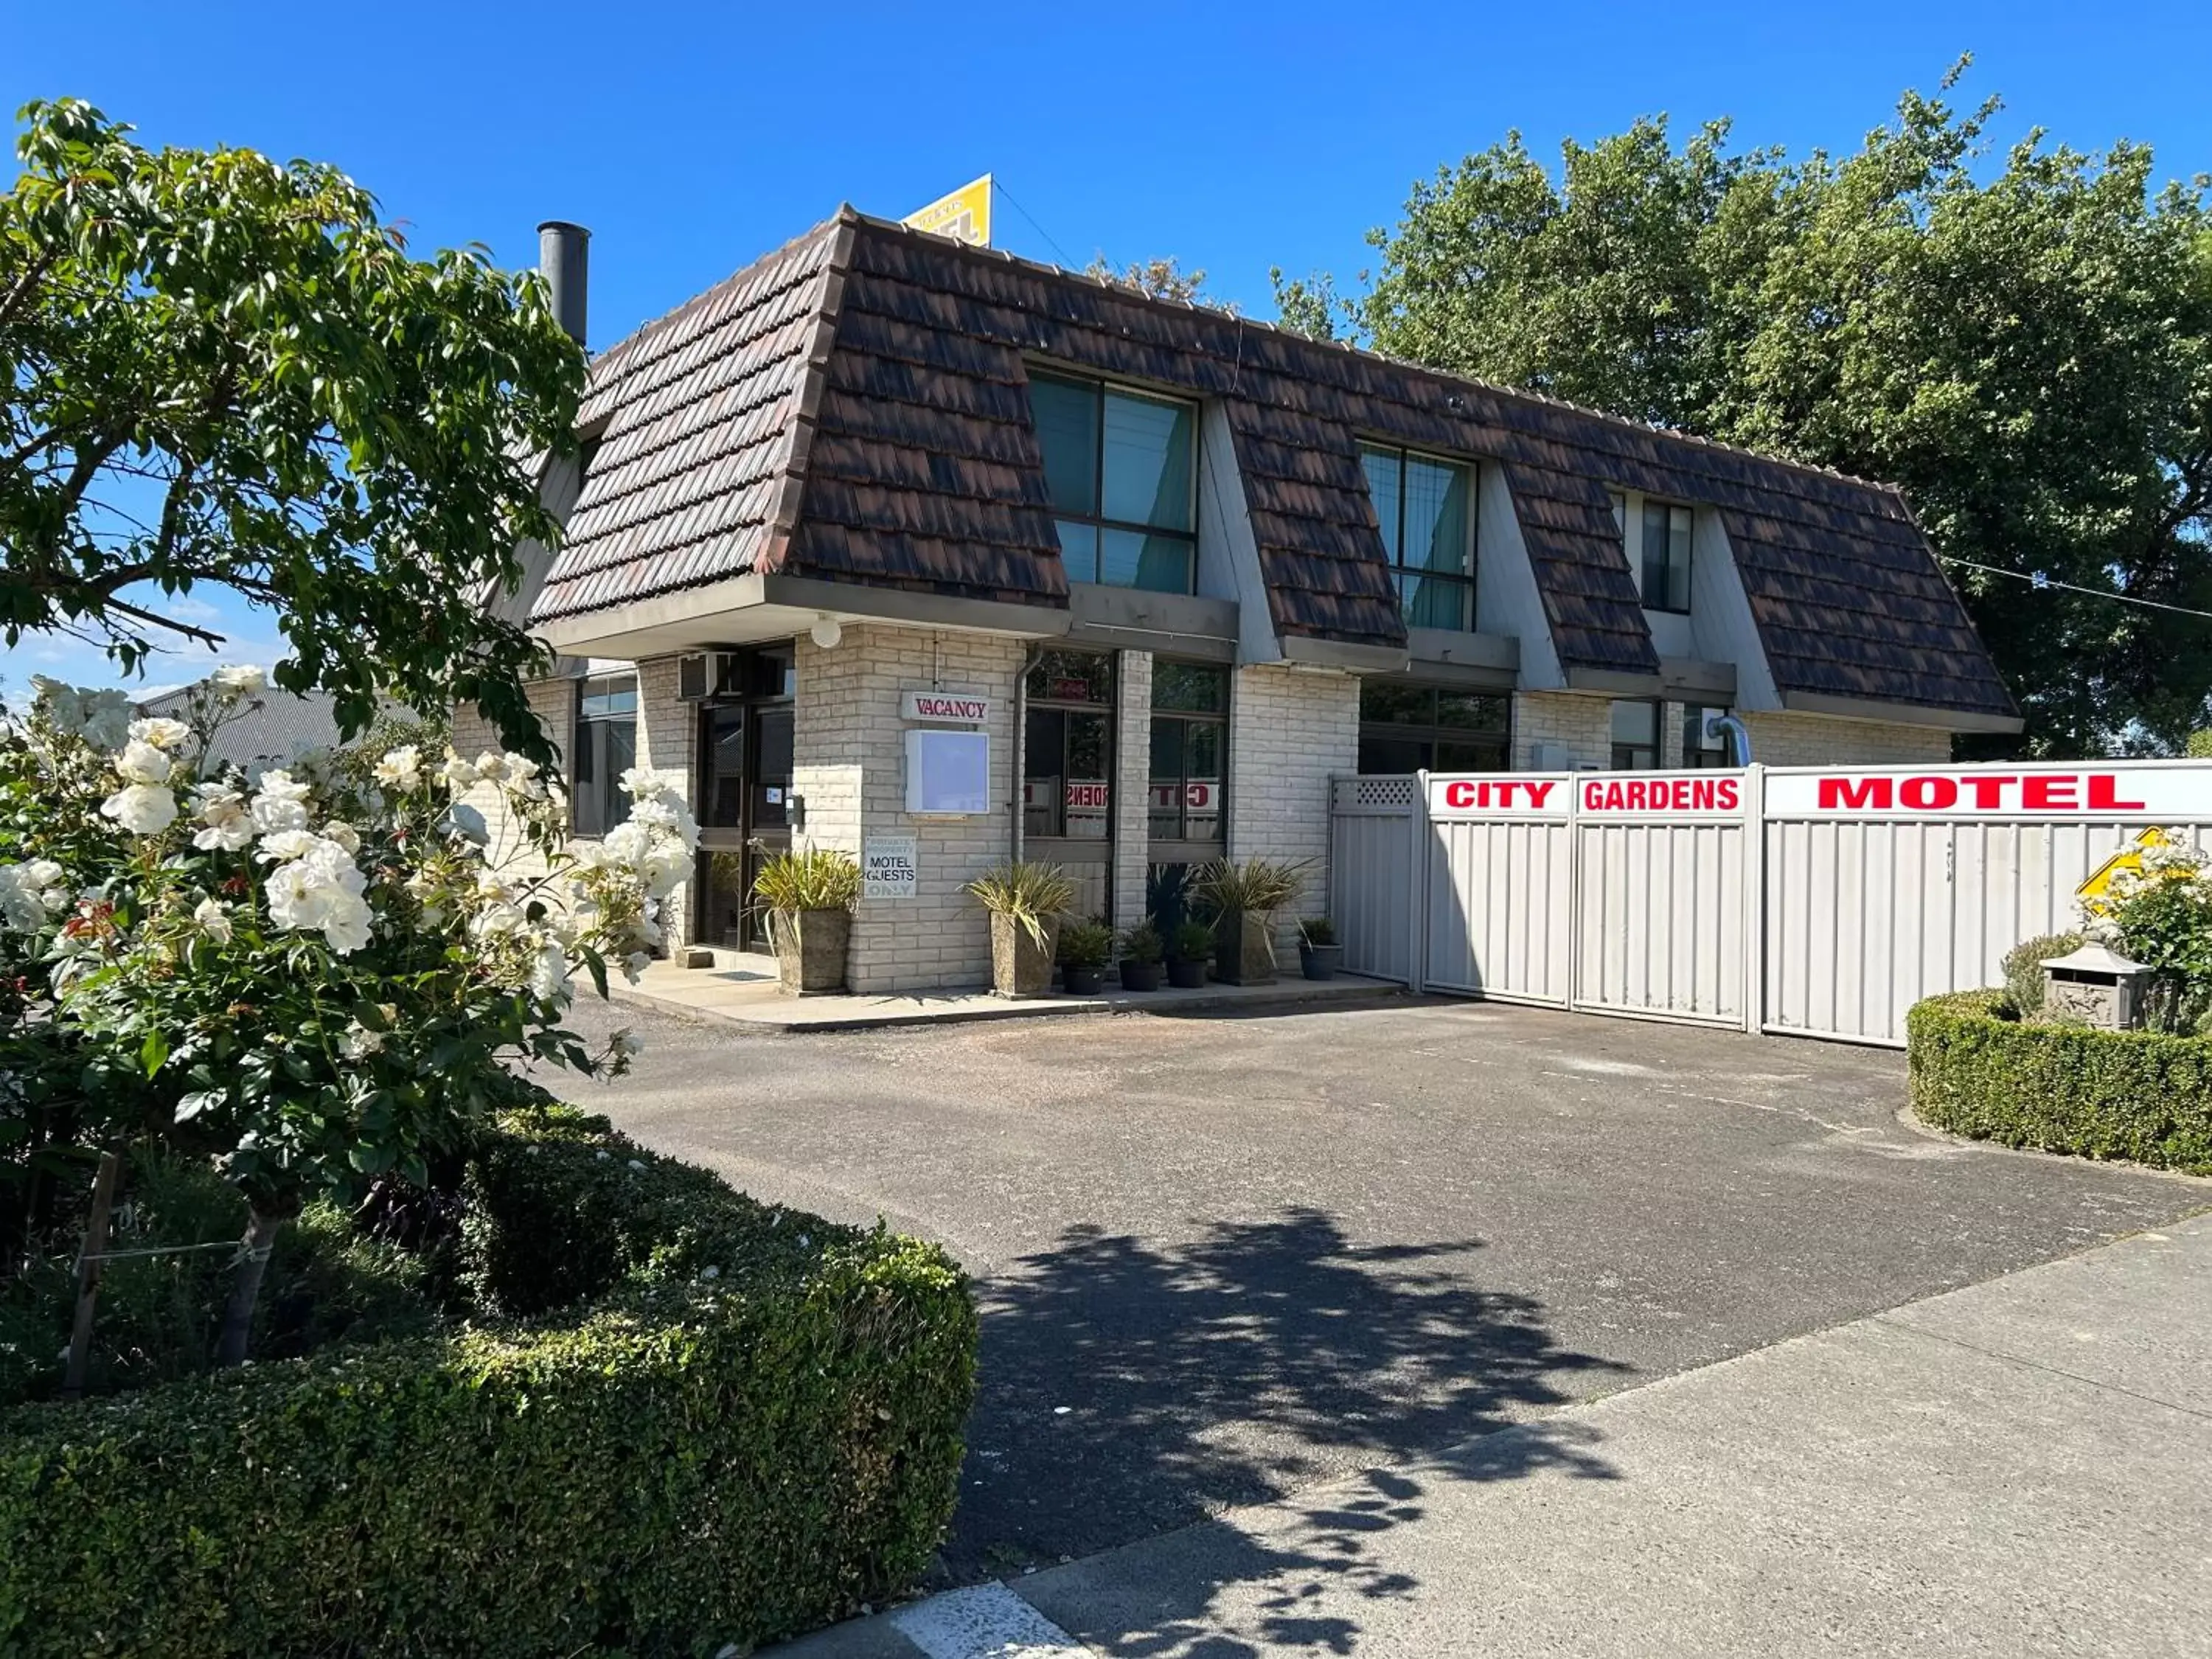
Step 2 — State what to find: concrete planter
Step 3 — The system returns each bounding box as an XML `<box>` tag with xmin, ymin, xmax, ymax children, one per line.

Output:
<box><xmin>989</xmin><ymin>913</ymin><xmax>1060</xmax><ymax>998</ymax></box>
<box><xmin>1212</xmin><ymin>911</ymin><xmax>1279</xmax><ymax>985</ymax></box>
<box><xmin>770</xmin><ymin>908</ymin><xmax>851</xmax><ymax>996</ymax></box>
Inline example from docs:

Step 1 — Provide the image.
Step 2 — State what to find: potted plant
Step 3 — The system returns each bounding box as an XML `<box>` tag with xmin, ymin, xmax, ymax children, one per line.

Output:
<box><xmin>1298</xmin><ymin>916</ymin><xmax>1344</xmax><ymax>981</ymax></box>
<box><xmin>1057</xmin><ymin>919</ymin><xmax>1116</xmax><ymax>995</ymax></box>
<box><xmin>1118</xmin><ymin>919</ymin><xmax>1166</xmax><ymax>991</ymax></box>
<box><xmin>751</xmin><ymin>846</ymin><xmax>861</xmax><ymax>995</ymax></box>
<box><xmin>967</xmin><ymin>861</ymin><xmax>1076</xmax><ymax>998</ymax></box>
<box><xmin>1167</xmin><ymin>919</ymin><xmax>1214</xmax><ymax>990</ymax></box>
<box><xmin>1189</xmin><ymin>857</ymin><xmax>1310</xmax><ymax>985</ymax></box>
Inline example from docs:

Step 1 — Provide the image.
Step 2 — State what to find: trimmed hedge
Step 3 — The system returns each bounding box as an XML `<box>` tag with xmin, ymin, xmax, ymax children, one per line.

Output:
<box><xmin>1907</xmin><ymin>990</ymin><xmax>2212</xmax><ymax>1175</ymax></box>
<box><xmin>0</xmin><ymin>1113</ymin><xmax>977</xmax><ymax>1658</ymax></box>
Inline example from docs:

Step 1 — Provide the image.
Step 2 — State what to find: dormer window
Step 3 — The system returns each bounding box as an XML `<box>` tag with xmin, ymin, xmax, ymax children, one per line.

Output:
<box><xmin>1361</xmin><ymin>444</ymin><xmax>1475</xmax><ymax>631</ymax></box>
<box><xmin>1639</xmin><ymin>499</ymin><xmax>1693</xmax><ymax>613</ymax></box>
<box><xmin>1029</xmin><ymin>370</ymin><xmax>1197</xmax><ymax>594</ymax></box>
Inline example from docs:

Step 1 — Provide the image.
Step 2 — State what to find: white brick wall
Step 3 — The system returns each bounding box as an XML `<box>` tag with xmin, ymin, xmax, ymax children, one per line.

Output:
<box><xmin>792</xmin><ymin>625</ymin><xmax>1026</xmax><ymax>994</ymax></box>
<box><xmin>1227</xmin><ymin>663</ymin><xmax>1360</xmax><ymax>948</ymax></box>
<box><xmin>1738</xmin><ymin>710</ymin><xmax>1954</xmax><ymax>767</ymax></box>
<box><xmin>1511</xmin><ymin>691</ymin><xmax>1614</xmax><ymax>771</ymax></box>
<box><xmin>1512</xmin><ymin>690</ymin><xmax>1957</xmax><ymax>771</ymax></box>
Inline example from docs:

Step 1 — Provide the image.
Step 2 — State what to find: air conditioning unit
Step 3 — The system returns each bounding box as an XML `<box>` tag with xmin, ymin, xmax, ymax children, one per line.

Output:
<box><xmin>675</xmin><ymin>650</ymin><xmax>740</xmax><ymax>701</ymax></box>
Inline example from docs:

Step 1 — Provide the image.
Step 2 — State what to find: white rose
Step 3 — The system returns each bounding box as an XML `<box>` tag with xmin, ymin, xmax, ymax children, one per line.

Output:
<box><xmin>254</xmin><ymin>828</ymin><xmax>321</xmax><ymax>863</ymax></box>
<box><xmin>212</xmin><ymin>664</ymin><xmax>268</xmax><ymax>698</ymax></box>
<box><xmin>127</xmin><ymin>717</ymin><xmax>192</xmax><ymax>751</ymax></box>
<box><xmin>79</xmin><ymin>691</ymin><xmax>133</xmax><ymax>751</ymax></box>
<box><xmin>529</xmin><ymin>942</ymin><xmax>572</xmax><ymax>1002</ymax></box>
<box><xmin>0</xmin><ymin>869</ymin><xmax>44</xmax><ymax>931</ymax></box>
<box><xmin>437</xmin><ymin>752</ymin><xmax>479</xmax><ymax>791</ymax></box>
<box><xmin>373</xmin><ymin>746</ymin><xmax>422</xmax><ymax>790</ymax></box>
<box><xmin>249</xmin><ymin>770</ymin><xmax>313</xmax><ymax>836</ymax></box>
<box><xmin>114</xmin><ymin>740</ymin><xmax>173</xmax><ymax>785</ymax></box>
<box><xmin>618</xmin><ymin>765</ymin><xmax>669</xmax><ymax>803</ymax></box>
<box><xmin>613</xmin><ymin>1028</ymin><xmax>646</xmax><ymax>1058</ymax></box>
<box><xmin>190</xmin><ymin>786</ymin><xmax>256</xmax><ymax>852</ymax></box>
<box><xmin>336</xmin><ymin>1020</ymin><xmax>385</xmax><ymax>1060</ymax></box>
<box><xmin>319</xmin><ymin>891</ymin><xmax>373</xmax><ymax>954</ymax></box>
<box><xmin>472</xmin><ymin>751</ymin><xmax>510</xmax><ymax>785</ymax></box>
<box><xmin>193</xmin><ymin>897</ymin><xmax>234</xmax><ymax>944</ymax></box>
<box><xmin>29</xmin><ymin>677</ymin><xmax>82</xmax><ymax>736</ymax></box>
<box><xmin>100</xmin><ymin>783</ymin><xmax>179</xmax><ymax>836</ymax></box>
<box><xmin>321</xmin><ymin>820</ymin><xmax>361</xmax><ymax>856</ymax></box>
<box><xmin>23</xmin><ymin>860</ymin><xmax>63</xmax><ymax>890</ymax></box>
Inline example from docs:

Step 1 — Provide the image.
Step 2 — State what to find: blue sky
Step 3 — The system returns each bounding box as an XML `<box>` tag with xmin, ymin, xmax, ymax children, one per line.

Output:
<box><xmin>7</xmin><ymin>0</ymin><xmax>2210</xmax><ymax>695</ymax></box>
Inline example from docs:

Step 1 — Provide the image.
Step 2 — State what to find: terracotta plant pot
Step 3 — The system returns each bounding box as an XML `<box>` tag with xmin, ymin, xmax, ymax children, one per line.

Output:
<box><xmin>1166</xmin><ymin>957</ymin><xmax>1207</xmax><ymax>990</ymax></box>
<box><xmin>1211</xmin><ymin>911</ymin><xmax>1279</xmax><ymax>985</ymax></box>
<box><xmin>1119</xmin><ymin>959</ymin><xmax>1163</xmax><ymax>992</ymax></box>
<box><xmin>989</xmin><ymin>912</ymin><xmax>1059</xmax><ymax>998</ymax></box>
<box><xmin>1300</xmin><ymin>942</ymin><xmax>1344</xmax><ymax>981</ymax></box>
<box><xmin>771</xmin><ymin>908</ymin><xmax>851</xmax><ymax>996</ymax></box>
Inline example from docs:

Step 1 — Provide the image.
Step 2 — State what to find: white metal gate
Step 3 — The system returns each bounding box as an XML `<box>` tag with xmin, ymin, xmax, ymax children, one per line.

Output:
<box><xmin>1330</xmin><ymin>761</ymin><xmax>2212</xmax><ymax>1047</ymax></box>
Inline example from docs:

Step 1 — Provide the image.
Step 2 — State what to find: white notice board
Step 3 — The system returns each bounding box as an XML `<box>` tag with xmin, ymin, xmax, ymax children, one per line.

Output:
<box><xmin>904</xmin><ymin>728</ymin><xmax>990</xmax><ymax>815</ymax></box>
<box><xmin>863</xmin><ymin>835</ymin><xmax>918</xmax><ymax>900</ymax></box>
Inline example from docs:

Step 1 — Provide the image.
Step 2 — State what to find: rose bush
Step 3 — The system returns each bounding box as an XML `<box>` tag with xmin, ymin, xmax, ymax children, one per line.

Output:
<box><xmin>2083</xmin><ymin>833</ymin><xmax>2212</xmax><ymax>1034</ymax></box>
<box><xmin>1</xmin><ymin>672</ymin><xmax>695</xmax><ymax>1359</ymax></box>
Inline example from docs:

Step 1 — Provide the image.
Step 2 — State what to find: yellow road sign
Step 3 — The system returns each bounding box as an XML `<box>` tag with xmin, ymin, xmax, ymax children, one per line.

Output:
<box><xmin>902</xmin><ymin>175</ymin><xmax>992</xmax><ymax>247</ymax></box>
<box><xmin>2077</xmin><ymin>827</ymin><xmax>2168</xmax><ymax>906</ymax></box>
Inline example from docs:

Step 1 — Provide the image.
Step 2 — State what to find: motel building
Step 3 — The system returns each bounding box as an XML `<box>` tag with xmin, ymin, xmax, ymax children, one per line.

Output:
<box><xmin>461</xmin><ymin>209</ymin><xmax>2021</xmax><ymax>995</ymax></box>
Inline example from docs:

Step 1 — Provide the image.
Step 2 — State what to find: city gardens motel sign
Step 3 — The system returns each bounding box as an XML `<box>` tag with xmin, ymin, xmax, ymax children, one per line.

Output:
<box><xmin>1428</xmin><ymin>763</ymin><xmax>2212</xmax><ymax>822</ymax></box>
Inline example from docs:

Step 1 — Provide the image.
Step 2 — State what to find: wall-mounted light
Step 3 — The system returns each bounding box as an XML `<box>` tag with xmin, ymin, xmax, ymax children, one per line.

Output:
<box><xmin>809</xmin><ymin>615</ymin><xmax>843</xmax><ymax>650</ymax></box>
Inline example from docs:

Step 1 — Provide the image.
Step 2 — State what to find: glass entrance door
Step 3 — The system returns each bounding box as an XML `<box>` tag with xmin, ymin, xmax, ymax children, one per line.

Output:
<box><xmin>1022</xmin><ymin>647</ymin><xmax>1116</xmax><ymax>922</ymax></box>
<box><xmin>693</xmin><ymin>647</ymin><xmax>796</xmax><ymax>952</ymax></box>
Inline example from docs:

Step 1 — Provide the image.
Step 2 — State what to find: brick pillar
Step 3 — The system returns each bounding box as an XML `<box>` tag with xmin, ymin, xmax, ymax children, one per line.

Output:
<box><xmin>633</xmin><ymin>655</ymin><xmax>697</xmax><ymax>949</ymax></box>
<box><xmin>1113</xmin><ymin>650</ymin><xmax>1153</xmax><ymax>933</ymax></box>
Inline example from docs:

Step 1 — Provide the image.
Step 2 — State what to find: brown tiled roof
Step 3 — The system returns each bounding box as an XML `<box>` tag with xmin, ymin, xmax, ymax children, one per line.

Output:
<box><xmin>532</xmin><ymin>221</ymin><xmax>842</xmax><ymax>622</ymax></box>
<box><xmin>529</xmin><ymin>207</ymin><xmax>2014</xmax><ymax>720</ymax></box>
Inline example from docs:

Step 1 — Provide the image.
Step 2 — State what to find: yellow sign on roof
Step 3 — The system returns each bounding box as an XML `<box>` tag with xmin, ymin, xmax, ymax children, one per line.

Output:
<box><xmin>2077</xmin><ymin>827</ymin><xmax>2168</xmax><ymax>907</ymax></box>
<box><xmin>902</xmin><ymin>175</ymin><xmax>992</xmax><ymax>247</ymax></box>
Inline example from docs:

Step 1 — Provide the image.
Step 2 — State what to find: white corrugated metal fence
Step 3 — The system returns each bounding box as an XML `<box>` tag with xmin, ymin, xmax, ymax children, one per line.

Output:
<box><xmin>1329</xmin><ymin>761</ymin><xmax>2212</xmax><ymax>1047</ymax></box>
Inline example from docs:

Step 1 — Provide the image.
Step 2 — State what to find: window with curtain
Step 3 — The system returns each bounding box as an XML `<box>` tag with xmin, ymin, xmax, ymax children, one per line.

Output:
<box><xmin>571</xmin><ymin>675</ymin><xmax>638</xmax><ymax>837</ymax></box>
<box><xmin>1148</xmin><ymin>660</ymin><xmax>1228</xmax><ymax>846</ymax></box>
<box><xmin>1029</xmin><ymin>371</ymin><xmax>1197</xmax><ymax>593</ymax></box>
<box><xmin>1360</xmin><ymin>444</ymin><xmax>1475</xmax><ymax>630</ymax></box>
<box><xmin>1609</xmin><ymin>699</ymin><xmax>1660</xmax><ymax>770</ymax></box>
<box><xmin>1640</xmin><ymin>499</ymin><xmax>1693</xmax><ymax>613</ymax></box>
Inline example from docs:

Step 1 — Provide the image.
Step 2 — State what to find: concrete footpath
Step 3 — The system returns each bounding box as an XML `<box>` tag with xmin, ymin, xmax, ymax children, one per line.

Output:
<box><xmin>775</xmin><ymin>1208</ymin><xmax>2212</xmax><ymax>1659</ymax></box>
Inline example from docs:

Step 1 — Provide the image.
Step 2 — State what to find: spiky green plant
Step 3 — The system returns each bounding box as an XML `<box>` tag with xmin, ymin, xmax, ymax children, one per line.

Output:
<box><xmin>965</xmin><ymin>861</ymin><xmax>1077</xmax><ymax>947</ymax></box>
<box><xmin>751</xmin><ymin>846</ymin><xmax>861</xmax><ymax>914</ymax></box>
<box><xmin>1188</xmin><ymin>856</ymin><xmax>1310</xmax><ymax>916</ymax></box>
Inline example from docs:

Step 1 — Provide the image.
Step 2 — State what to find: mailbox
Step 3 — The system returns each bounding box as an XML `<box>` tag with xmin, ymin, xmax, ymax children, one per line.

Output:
<box><xmin>2039</xmin><ymin>942</ymin><xmax>2153</xmax><ymax>1030</ymax></box>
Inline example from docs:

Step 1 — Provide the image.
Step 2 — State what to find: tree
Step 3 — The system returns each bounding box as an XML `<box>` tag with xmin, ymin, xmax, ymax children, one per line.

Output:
<box><xmin>1085</xmin><ymin>254</ymin><xmax>1224</xmax><ymax>307</ymax></box>
<box><xmin>0</xmin><ymin>100</ymin><xmax>585</xmax><ymax>757</ymax></box>
<box><xmin>1281</xmin><ymin>63</ymin><xmax>2212</xmax><ymax>757</ymax></box>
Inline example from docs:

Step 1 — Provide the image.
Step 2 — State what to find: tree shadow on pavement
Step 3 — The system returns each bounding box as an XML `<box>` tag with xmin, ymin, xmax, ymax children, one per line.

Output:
<box><xmin>948</xmin><ymin>1206</ymin><xmax>1627</xmax><ymax>1628</ymax></box>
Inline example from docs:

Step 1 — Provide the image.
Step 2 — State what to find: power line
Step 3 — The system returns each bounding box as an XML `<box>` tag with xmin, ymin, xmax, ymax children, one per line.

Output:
<box><xmin>1938</xmin><ymin>554</ymin><xmax>2212</xmax><ymax>622</ymax></box>
<box><xmin>990</xmin><ymin>178</ymin><xmax>1077</xmax><ymax>269</ymax></box>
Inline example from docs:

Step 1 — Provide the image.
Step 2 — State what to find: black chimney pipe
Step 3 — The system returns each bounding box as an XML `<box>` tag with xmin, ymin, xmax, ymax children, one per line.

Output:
<box><xmin>537</xmin><ymin>220</ymin><xmax>590</xmax><ymax>346</ymax></box>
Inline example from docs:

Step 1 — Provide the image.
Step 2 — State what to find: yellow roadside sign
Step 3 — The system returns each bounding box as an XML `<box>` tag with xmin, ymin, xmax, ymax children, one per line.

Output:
<box><xmin>902</xmin><ymin>175</ymin><xmax>992</xmax><ymax>247</ymax></box>
<box><xmin>2077</xmin><ymin>827</ymin><xmax>2168</xmax><ymax>906</ymax></box>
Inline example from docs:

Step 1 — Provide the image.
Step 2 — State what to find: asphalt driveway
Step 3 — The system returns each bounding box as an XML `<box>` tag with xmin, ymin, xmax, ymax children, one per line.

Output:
<box><xmin>557</xmin><ymin>995</ymin><xmax>2208</xmax><ymax>1581</ymax></box>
